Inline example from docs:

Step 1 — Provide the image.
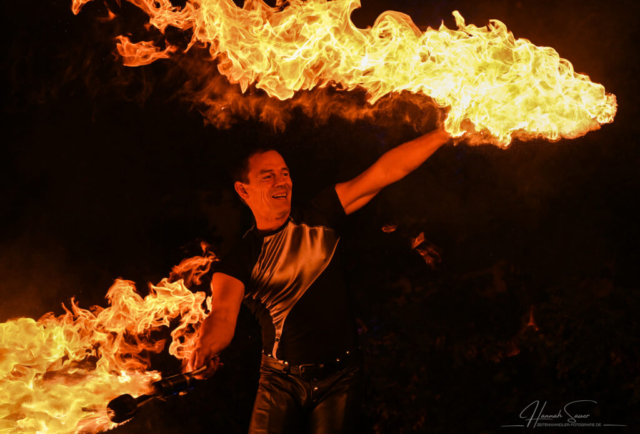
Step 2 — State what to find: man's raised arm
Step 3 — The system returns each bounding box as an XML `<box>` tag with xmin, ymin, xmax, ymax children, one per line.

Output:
<box><xmin>187</xmin><ymin>272</ymin><xmax>244</xmax><ymax>377</ymax></box>
<box><xmin>335</xmin><ymin>128</ymin><xmax>450</xmax><ymax>215</ymax></box>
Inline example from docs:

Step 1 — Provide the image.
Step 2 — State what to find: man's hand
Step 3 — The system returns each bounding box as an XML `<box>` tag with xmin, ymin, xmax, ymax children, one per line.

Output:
<box><xmin>187</xmin><ymin>341</ymin><xmax>221</xmax><ymax>379</ymax></box>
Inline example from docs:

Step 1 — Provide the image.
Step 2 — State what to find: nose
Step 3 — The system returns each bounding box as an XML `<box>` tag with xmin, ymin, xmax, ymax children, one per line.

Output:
<box><xmin>274</xmin><ymin>173</ymin><xmax>290</xmax><ymax>187</ymax></box>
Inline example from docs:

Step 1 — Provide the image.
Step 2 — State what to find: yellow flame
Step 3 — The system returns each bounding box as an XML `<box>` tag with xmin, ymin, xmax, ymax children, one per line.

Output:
<box><xmin>0</xmin><ymin>247</ymin><xmax>216</xmax><ymax>433</ymax></box>
<box><xmin>73</xmin><ymin>0</ymin><xmax>616</xmax><ymax>146</ymax></box>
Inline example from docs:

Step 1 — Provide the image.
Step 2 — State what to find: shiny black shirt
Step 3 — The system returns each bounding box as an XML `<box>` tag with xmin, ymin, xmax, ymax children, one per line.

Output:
<box><xmin>213</xmin><ymin>186</ymin><xmax>358</xmax><ymax>364</ymax></box>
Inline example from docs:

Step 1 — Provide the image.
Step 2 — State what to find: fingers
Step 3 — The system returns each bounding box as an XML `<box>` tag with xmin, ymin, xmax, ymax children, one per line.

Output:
<box><xmin>193</xmin><ymin>352</ymin><xmax>200</xmax><ymax>371</ymax></box>
<box><xmin>186</xmin><ymin>350</ymin><xmax>198</xmax><ymax>372</ymax></box>
<box><xmin>191</xmin><ymin>353</ymin><xmax>206</xmax><ymax>379</ymax></box>
<box><xmin>205</xmin><ymin>355</ymin><xmax>222</xmax><ymax>379</ymax></box>
<box><xmin>185</xmin><ymin>345</ymin><xmax>223</xmax><ymax>380</ymax></box>
<box><xmin>190</xmin><ymin>347</ymin><xmax>219</xmax><ymax>379</ymax></box>
<box><xmin>203</xmin><ymin>356</ymin><xmax>219</xmax><ymax>379</ymax></box>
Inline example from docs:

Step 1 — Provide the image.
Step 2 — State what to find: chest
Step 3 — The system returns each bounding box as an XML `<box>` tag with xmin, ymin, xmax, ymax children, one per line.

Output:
<box><xmin>247</xmin><ymin>221</ymin><xmax>340</xmax><ymax>301</ymax></box>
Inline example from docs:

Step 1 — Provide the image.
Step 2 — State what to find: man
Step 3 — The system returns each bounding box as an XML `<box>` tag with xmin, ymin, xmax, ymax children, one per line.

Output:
<box><xmin>188</xmin><ymin>127</ymin><xmax>450</xmax><ymax>433</ymax></box>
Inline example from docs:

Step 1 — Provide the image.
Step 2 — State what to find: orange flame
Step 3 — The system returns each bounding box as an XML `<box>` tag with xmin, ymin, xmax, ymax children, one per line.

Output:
<box><xmin>116</xmin><ymin>36</ymin><xmax>177</xmax><ymax>66</ymax></box>
<box><xmin>0</xmin><ymin>247</ymin><xmax>217</xmax><ymax>433</ymax></box>
<box><xmin>72</xmin><ymin>0</ymin><xmax>616</xmax><ymax>146</ymax></box>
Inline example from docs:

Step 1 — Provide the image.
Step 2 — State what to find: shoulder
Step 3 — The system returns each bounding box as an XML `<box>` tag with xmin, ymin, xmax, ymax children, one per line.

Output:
<box><xmin>212</xmin><ymin>229</ymin><xmax>261</xmax><ymax>286</ymax></box>
<box><xmin>293</xmin><ymin>185</ymin><xmax>347</xmax><ymax>231</ymax></box>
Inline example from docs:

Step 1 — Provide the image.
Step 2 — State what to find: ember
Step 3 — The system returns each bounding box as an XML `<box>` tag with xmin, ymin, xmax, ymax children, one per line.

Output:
<box><xmin>381</xmin><ymin>224</ymin><xmax>397</xmax><ymax>233</ymax></box>
<box><xmin>411</xmin><ymin>232</ymin><xmax>442</xmax><ymax>269</ymax></box>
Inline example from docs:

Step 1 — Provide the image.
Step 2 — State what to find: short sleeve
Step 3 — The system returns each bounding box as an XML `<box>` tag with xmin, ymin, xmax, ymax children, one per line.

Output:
<box><xmin>301</xmin><ymin>185</ymin><xmax>348</xmax><ymax>232</ymax></box>
<box><xmin>210</xmin><ymin>241</ymin><xmax>253</xmax><ymax>287</ymax></box>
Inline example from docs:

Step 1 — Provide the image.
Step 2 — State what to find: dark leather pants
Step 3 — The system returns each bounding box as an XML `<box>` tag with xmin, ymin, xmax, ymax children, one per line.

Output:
<box><xmin>248</xmin><ymin>361</ymin><xmax>363</xmax><ymax>434</ymax></box>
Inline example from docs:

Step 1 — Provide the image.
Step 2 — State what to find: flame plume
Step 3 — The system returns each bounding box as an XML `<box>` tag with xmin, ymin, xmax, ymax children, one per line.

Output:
<box><xmin>73</xmin><ymin>0</ymin><xmax>616</xmax><ymax>146</ymax></box>
<box><xmin>0</xmin><ymin>245</ymin><xmax>216</xmax><ymax>433</ymax></box>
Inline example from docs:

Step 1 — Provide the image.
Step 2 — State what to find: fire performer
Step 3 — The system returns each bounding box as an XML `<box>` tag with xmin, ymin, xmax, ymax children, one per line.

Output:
<box><xmin>188</xmin><ymin>126</ymin><xmax>450</xmax><ymax>433</ymax></box>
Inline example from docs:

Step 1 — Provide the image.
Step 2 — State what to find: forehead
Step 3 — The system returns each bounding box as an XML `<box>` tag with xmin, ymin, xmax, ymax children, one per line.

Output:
<box><xmin>247</xmin><ymin>150</ymin><xmax>288</xmax><ymax>175</ymax></box>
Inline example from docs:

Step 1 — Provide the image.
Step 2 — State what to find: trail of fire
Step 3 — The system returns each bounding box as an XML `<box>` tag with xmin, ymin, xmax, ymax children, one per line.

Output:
<box><xmin>73</xmin><ymin>0</ymin><xmax>616</xmax><ymax>146</ymax></box>
<box><xmin>0</xmin><ymin>245</ymin><xmax>216</xmax><ymax>433</ymax></box>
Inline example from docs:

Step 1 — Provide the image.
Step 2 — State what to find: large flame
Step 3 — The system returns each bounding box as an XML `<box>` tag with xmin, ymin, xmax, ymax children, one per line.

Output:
<box><xmin>72</xmin><ymin>0</ymin><xmax>616</xmax><ymax>146</ymax></box>
<box><xmin>0</xmin><ymin>244</ymin><xmax>216</xmax><ymax>433</ymax></box>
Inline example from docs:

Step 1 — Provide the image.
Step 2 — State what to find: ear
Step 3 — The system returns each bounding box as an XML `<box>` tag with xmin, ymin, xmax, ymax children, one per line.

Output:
<box><xmin>234</xmin><ymin>181</ymin><xmax>249</xmax><ymax>201</ymax></box>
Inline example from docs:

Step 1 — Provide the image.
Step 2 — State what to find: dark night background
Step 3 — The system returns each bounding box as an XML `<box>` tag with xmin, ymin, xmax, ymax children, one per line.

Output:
<box><xmin>2</xmin><ymin>0</ymin><xmax>639</xmax><ymax>433</ymax></box>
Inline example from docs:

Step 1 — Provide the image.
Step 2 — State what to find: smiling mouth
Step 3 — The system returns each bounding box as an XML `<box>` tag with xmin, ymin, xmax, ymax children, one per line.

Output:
<box><xmin>272</xmin><ymin>193</ymin><xmax>288</xmax><ymax>200</ymax></box>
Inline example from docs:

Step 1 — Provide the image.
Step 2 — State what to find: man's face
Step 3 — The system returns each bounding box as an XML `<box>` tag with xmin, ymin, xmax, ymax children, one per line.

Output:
<box><xmin>238</xmin><ymin>150</ymin><xmax>292</xmax><ymax>221</ymax></box>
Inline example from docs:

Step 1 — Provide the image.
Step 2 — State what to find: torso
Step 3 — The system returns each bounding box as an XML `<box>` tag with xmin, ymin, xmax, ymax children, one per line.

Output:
<box><xmin>214</xmin><ymin>187</ymin><xmax>358</xmax><ymax>364</ymax></box>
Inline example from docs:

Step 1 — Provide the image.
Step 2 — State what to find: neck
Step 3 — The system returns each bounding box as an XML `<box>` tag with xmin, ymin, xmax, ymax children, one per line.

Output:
<box><xmin>254</xmin><ymin>211</ymin><xmax>290</xmax><ymax>231</ymax></box>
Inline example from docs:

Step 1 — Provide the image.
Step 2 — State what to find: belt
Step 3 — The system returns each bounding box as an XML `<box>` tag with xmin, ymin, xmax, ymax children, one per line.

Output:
<box><xmin>261</xmin><ymin>348</ymin><xmax>362</xmax><ymax>382</ymax></box>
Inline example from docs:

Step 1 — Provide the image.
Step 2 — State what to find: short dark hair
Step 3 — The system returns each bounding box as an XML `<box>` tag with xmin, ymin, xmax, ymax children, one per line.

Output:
<box><xmin>230</xmin><ymin>146</ymin><xmax>279</xmax><ymax>184</ymax></box>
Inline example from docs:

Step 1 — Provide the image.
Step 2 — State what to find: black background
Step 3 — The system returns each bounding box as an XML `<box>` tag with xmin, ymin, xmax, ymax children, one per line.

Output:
<box><xmin>2</xmin><ymin>0</ymin><xmax>639</xmax><ymax>432</ymax></box>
